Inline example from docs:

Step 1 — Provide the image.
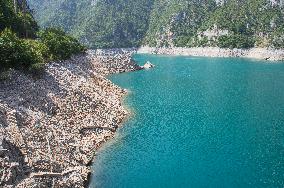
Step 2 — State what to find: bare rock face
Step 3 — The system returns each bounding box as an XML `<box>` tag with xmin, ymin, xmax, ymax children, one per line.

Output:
<box><xmin>0</xmin><ymin>51</ymin><xmax>141</xmax><ymax>187</ymax></box>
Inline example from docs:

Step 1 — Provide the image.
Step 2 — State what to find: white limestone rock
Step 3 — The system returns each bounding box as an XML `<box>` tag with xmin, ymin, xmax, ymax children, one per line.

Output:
<box><xmin>142</xmin><ymin>61</ymin><xmax>155</xmax><ymax>69</ymax></box>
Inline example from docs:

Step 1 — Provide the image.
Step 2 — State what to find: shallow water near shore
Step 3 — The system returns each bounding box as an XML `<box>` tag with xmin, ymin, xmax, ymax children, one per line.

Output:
<box><xmin>90</xmin><ymin>55</ymin><xmax>284</xmax><ymax>188</ymax></box>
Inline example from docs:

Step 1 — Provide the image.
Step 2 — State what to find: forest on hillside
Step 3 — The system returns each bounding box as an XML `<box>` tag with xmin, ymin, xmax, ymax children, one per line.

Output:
<box><xmin>28</xmin><ymin>0</ymin><xmax>284</xmax><ymax>49</ymax></box>
<box><xmin>0</xmin><ymin>0</ymin><xmax>85</xmax><ymax>76</ymax></box>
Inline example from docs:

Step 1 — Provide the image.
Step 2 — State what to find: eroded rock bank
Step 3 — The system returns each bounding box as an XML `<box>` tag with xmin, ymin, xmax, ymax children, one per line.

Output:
<box><xmin>0</xmin><ymin>50</ymin><xmax>141</xmax><ymax>187</ymax></box>
<box><xmin>137</xmin><ymin>47</ymin><xmax>284</xmax><ymax>61</ymax></box>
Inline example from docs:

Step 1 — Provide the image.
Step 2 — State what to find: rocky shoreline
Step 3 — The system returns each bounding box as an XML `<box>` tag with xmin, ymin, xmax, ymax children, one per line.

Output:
<box><xmin>137</xmin><ymin>47</ymin><xmax>284</xmax><ymax>61</ymax></box>
<box><xmin>2</xmin><ymin>45</ymin><xmax>281</xmax><ymax>187</ymax></box>
<box><xmin>0</xmin><ymin>51</ymin><xmax>142</xmax><ymax>187</ymax></box>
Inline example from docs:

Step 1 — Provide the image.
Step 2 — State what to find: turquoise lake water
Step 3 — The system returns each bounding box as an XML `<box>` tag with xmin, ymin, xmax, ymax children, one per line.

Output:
<box><xmin>90</xmin><ymin>55</ymin><xmax>284</xmax><ymax>188</ymax></box>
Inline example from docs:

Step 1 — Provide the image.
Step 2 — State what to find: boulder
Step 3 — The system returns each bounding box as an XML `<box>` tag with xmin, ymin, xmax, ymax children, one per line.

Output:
<box><xmin>142</xmin><ymin>61</ymin><xmax>155</xmax><ymax>69</ymax></box>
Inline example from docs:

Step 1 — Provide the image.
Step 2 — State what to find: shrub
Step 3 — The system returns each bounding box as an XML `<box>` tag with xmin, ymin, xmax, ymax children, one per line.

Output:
<box><xmin>24</xmin><ymin>39</ymin><xmax>51</xmax><ymax>62</ymax></box>
<box><xmin>196</xmin><ymin>36</ymin><xmax>209</xmax><ymax>47</ymax></box>
<box><xmin>0</xmin><ymin>27</ymin><xmax>87</xmax><ymax>77</ymax></box>
<box><xmin>22</xmin><ymin>39</ymin><xmax>49</xmax><ymax>74</ymax></box>
<box><xmin>38</xmin><ymin>28</ymin><xmax>86</xmax><ymax>60</ymax></box>
<box><xmin>0</xmin><ymin>28</ymin><xmax>22</xmax><ymax>72</ymax></box>
<box><xmin>271</xmin><ymin>34</ymin><xmax>284</xmax><ymax>49</ymax></box>
<box><xmin>173</xmin><ymin>36</ymin><xmax>191</xmax><ymax>47</ymax></box>
<box><xmin>217</xmin><ymin>34</ymin><xmax>255</xmax><ymax>49</ymax></box>
<box><xmin>0</xmin><ymin>28</ymin><xmax>45</xmax><ymax>73</ymax></box>
<box><xmin>270</xmin><ymin>28</ymin><xmax>284</xmax><ymax>49</ymax></box>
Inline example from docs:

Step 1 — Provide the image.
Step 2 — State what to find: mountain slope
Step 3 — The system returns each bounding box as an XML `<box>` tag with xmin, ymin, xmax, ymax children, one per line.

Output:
<box><xmin>143</xmin><ymin>0</ymin><xmax>218</xmax><ymax>47</ymax></box>
<box><xmin>28</xmin><ymin>0</ymin><xmax>154</xmax><ymax>48</ymax></box>
<box><xmin>28</xmin><ymin>0</ymin><xmax>284</xmax><ymax>49</ymax></box>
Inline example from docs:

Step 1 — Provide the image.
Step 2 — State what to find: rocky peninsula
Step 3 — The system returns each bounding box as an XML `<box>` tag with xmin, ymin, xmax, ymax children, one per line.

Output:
<box><xmin>137</xmin><ymin>47</ymin><xmax>284</xmax><ymax>61</ymax></box>
<box><xmin>0</xmin><ymin>50</ymin><xmax>142</xmax><ymax>187</ymax></box>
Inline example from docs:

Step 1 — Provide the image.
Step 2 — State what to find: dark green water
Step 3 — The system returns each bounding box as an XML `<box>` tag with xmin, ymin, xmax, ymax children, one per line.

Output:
<box><xmin>90</xmin><ymin>55</ymin><xmax>284</xmax><ymax>188</ymax></box>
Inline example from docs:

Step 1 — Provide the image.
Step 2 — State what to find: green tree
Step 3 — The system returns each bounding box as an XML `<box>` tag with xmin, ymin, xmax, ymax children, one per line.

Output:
<box><xmin>0</xmin><ymin>28</ymin><xmax>45</xmax><ymax>73</ymax></box>
<box><xmin>38</xmin><ymin>28</ymin><xmax>86</xmax><ymax>60</ymax></box>
<box><xmin>0</xmin><ymin>0</ymin><xmax>38</xmax><ymax>38</ymax></box>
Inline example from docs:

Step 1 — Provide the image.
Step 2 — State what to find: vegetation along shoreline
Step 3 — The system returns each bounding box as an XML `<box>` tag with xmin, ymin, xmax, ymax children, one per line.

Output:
<box><xmin>1</xmin><ymin>0</ymin><xmax>284</xmax><ymax>187</ymax></box>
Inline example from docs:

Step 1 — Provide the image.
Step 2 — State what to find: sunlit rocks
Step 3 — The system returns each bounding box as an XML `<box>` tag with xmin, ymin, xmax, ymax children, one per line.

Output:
<box><xmin>0</xmin><ymin>50</ymin><xmax>141</xmax><ymax>187</ymax></box>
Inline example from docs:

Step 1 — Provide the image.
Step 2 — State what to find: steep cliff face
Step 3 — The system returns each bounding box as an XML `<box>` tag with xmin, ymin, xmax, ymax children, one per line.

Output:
<box><xmin>28</xmin><ymin>0</ymin><xmax>284</xmax><ymax>49</ymax></box>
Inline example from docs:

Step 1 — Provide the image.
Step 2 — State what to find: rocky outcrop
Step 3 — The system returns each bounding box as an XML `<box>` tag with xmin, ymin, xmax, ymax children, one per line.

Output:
<box><xmin>88</xmin><ymin>49</ymin><xmax>142</xmax><ymax>75</ymax></box>
<box><xmin>0</xmin><ymin>51</ymin><xmax>141</xmax><ymax>187</ymax></box>
<box><xmin>137</xmin><ymin>47</ymin><xmax>284</xmax><ymax>61</ymax></box>
<box><xmin>142</xmin><ymin>61</ymin><xmax>155</xmax><ymax>69</ymax></box>
<box><xmin>198</xmin><ymin>24</ymin><xmax>229</xmax><ymax>41</ymax></box>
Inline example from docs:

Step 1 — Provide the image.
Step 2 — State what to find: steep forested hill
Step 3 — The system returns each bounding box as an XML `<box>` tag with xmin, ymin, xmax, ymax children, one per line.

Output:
<box><xmin>28</xmin><ymin>0</ymin><xmax>284</xmax><ymax>49</ymax></box>
<box><xmin>0</xmin><ymin>0</ymin><xmax>85</xmax><ymax>74</ymax></box>
<box><xmin>28</xmin><ymin>0</ymin><xmax>154</xmax><ymax>48</ymax></box>
<box><xmin>0</xmin><ymin>0</ymin><xmax>38</xmax><ymax>37</ymax></box>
